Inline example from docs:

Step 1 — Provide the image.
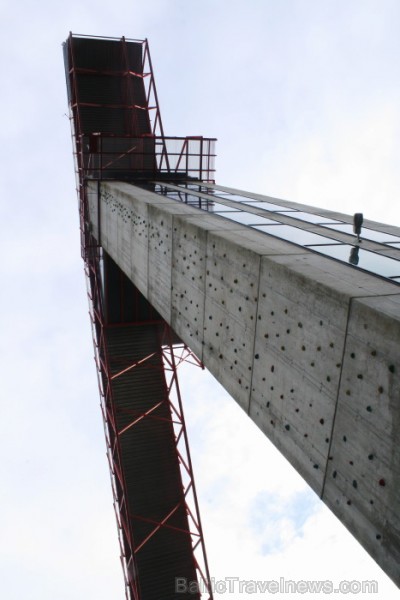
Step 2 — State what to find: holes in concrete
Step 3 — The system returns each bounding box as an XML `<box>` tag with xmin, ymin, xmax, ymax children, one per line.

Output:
<box><xmin>378</xmin><ymin>479</ymin><xmax>386</xmax><ymax>487</ymax></box>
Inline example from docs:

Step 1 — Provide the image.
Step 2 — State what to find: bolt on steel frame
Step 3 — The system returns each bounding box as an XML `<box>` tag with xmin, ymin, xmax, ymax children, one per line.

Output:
<box><xmin>64</xmin><ymin>33</ymin><xmax>214</xmax><ymax>599</ymax></box>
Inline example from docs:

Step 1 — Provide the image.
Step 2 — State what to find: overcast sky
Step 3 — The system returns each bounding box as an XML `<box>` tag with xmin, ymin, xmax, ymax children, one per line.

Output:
<box><xmin>1</xmin><ymin>1</ymin><xmax>400</xmax><ymax>598</ymax></box>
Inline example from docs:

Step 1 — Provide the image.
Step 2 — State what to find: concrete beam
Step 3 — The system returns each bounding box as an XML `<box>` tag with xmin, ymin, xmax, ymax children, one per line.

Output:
<box><xmin>88</xmin><ymin>180</ymin><xmax>400</xmax><ymax>586</ymax></box>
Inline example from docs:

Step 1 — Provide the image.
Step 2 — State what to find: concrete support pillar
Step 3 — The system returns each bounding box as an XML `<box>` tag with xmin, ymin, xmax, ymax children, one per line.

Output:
<box><xmin>87</xmin><ymin>180</ymin><xmax>400</xmax><ymax>586</ymax></box>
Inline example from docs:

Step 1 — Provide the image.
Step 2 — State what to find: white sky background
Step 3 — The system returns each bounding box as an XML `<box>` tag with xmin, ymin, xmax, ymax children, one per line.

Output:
<box><xmin>1</xmin><ymin>0</ymin><xmax>399</xmax><ymax>598</ymax></box>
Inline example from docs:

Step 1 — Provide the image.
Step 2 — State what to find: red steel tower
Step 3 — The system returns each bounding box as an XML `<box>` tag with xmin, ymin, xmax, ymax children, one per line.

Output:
<box><xmin>64</xmin><ymin>33</ymin><xmax>216</xmax><ymax>599</ymax></box>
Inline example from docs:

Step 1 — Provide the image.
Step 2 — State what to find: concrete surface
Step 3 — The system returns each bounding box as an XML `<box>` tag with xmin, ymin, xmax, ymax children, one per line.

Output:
<box><xmin>87</xmin><ymin>180</ymin><xmax>400</xmax><ymax>586</ymax></box>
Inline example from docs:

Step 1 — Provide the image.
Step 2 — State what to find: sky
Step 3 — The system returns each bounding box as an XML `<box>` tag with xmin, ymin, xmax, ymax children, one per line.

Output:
<box><xmin>1</xmin><ymin>0</ymin><xmax>400</xmax><ymax>598</ymax></box>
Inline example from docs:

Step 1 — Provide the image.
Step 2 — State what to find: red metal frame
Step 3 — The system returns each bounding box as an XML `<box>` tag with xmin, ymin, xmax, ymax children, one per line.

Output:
<box><xmin>66</xmin><ymin>32</ymin><xmax>216</xmax><ymax>184</ymax></box>
<box><xmin>66</xmin><ymin>33</ymin><xmax>214</xmax><ymax>599</ymax></box>
<box><xmin>160</xmin><ymin>328</ymin><xmax>213</xmax><ymax>597</ymax></box>
<box><xmin>85</xmin><ymin>252</ymin><xmax>140</xmax><ymax>599</ymax></box>
<box><xmin>86</xmin><ymin>252</ymin><xmax>213</xmax><ymax>598</ymax></box>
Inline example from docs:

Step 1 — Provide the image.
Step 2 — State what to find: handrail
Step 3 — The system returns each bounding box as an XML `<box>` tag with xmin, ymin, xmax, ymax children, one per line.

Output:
<box><xmin>80</xmin><ymin>134</ymin><xmax>216</xmax><ymax>182</ymax></box>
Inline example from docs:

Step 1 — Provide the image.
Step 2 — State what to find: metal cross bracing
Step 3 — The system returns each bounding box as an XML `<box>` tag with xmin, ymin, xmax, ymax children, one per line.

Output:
<box><xmin>64</xmin><ymin>33</ymin><xmax>216</xmax><ymax>185</ymax></box>
<box><xmin>64</xmin><ymin>33</ymin><xmax>166</xmax><ymax>172</ymax></box>
<box><xmin>85</xmin><ymin>247</ymin><xmax>213</xmax><ymax>599</ymax></box>
<box><xmin>64</xmin><ymin>33</ymin><xmax>215</xmax><ymax>598</ymax></box>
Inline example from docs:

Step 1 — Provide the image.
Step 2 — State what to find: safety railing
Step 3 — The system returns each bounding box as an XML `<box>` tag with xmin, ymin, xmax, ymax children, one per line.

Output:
<box><xmin>79</xmin><ymin>134</ymin><xmax>216</xmax><ymax>183</ymax></box>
